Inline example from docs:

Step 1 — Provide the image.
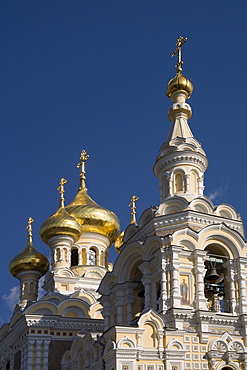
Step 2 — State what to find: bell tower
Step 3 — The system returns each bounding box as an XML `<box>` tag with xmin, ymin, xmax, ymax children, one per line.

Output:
<box><xmin>154</xmin><ymin>36</ymin><xmax>208</xmax><ymax>202</ymax></box>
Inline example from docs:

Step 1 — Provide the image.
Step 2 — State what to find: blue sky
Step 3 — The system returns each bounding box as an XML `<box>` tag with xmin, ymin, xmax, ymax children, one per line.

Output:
<box><xmin>0</xmin><ymin>1</ymin><xmax>247</xmax><ymax>323</ymax></box>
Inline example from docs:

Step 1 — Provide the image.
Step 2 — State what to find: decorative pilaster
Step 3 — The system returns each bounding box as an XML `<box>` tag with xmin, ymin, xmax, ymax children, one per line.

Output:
<box><xmin>158</xmin><ymin>249</ymin><xmax>168</xmax><ymax>313</ymax></box>
<box><xmin>193</xmin><ymin>249</ymin><xmax>208</xmax><ymax>310</ymax></box>
<box><xmin>236</xmin><ymin>257</ymin><xmax>247</xmax><ymax>314</ymax></box>
<box><xmin>168</xmin><ymin>245</ymin><xmax>183</xmax><ymax>307</ymax></box>
<box><xmin>43</xmin><ymin>340</ymin><xmax>50</xmax><ymax>369</ymax></box>
<box><xmin>139</xmin><ymin>261</ymin><xmax>152</xmax><ymax>311</ymax></box>
<box><xmin>26</xmin><ymin>340</ymin><xmax>34</xmax><ymax>370</ymax></box>
<box><xmin>35</xmin><ymin>340</ymin><xmax>42</xmax><ymax>370</ymax></box>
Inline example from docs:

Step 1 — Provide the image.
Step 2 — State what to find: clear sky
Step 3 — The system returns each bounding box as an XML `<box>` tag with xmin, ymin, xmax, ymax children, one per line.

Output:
<box><xmin>0</xmin><ymin>1</ymin><xmax>247</xmax><ymax>323</ymax></box>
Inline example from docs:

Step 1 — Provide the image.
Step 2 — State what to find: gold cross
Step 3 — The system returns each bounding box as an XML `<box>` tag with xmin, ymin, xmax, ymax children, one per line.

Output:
<box><xmin>57</xmin><ymin>178</ymin><xmax>67</xmax><ymax>207</ymax></box>
<box><xmin>77</xmin><ymin>150</ymin><xmax>89</xmax><ymax>190</ymax></box>
<box><xmin>26</xmin><ymin>217</ymin><xmax>34</xmax><ymax>236</ymax></box>
<box><xmin>172</xmin><ymin>36</ymin><xmax>187</xmax><ymax>75</ymax></box>
<box><xmin>128</xmin><ymin>195</ymin><xmax>139</xmax><ymax>224</ymax></box>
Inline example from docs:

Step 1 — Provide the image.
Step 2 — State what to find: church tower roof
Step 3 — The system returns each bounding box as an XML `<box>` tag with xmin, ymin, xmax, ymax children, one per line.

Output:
<box><xmin>40</xmin><ymin>178</ymin><xmax>82</xmax><ymax>244</ymax></box>
<box><xmin>154</xmin><ymin>37</ymin><xmax>208</xmax><ymax>202</ymax></box>
<box><xmin>9</xmin><ymin>218</ymin><xmax>49</xmax><ymax>278</ymax></box>
<box><xmin>65</xmin><ymin>150</ymin><xmax>120</xmax><ymax>245</ymax></box>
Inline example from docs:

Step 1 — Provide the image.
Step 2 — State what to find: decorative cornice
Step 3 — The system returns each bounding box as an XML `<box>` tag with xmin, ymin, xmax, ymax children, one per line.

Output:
<box><xmin>154</xmin><ymin>150</ymin><xmax>207</xmax><ymax>177</ymax></box>
<box><xmin>126</xmin><ymin>210</ymin><xmax>243</xmax><ymax>243</ymax></box>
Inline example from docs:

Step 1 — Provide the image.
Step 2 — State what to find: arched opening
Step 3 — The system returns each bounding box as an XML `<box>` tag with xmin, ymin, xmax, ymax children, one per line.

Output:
<box><xmin>204</xmin><ymin>244</ymin><xmax>230</xmax><ymax>313</ymax></box>
<box><xmin>190</xmin><ymin>170</ymin><xmax>198</xmax><ymax>194</ymax></box>
<box><xmin>71</xmin><ymin>248</ymin><xmax>79</xmax><ymax>266</ymax></box>
<box><xmin>88</xmin><ymin>248</ymin><xmax>97</xmax><ymax>265</ymax></box>
<box><xmin>56</xmin><ymin>248</ymin><xmax>61</xmax><ymax>261</ymax></box>
<box><xmin>163</xmin><ymin>175</ymin><xmax>169</xmax><ymax>198</ymax></box>
<box><xmin>130</xmin><ymin>261</ymin><xmax>145</xmax><ymax>320</ymax></box>
<box><xmin>174</xmin><ymin>172</ymin><xmax>185</xmax><ymax>194</ymax></box>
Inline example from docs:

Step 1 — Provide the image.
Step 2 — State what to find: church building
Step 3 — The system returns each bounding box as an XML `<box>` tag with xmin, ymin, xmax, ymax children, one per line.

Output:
<box><xmin>1</xmin><ymin>37</ymin><xmax>247</xmax><ymax>370</ymax></box>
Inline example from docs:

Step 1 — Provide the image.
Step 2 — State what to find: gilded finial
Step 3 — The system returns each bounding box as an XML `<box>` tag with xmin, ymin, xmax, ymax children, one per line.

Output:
<box><xmin>172</xmin><ymin>36</ymin><xmax>187</xmax><ymax>75</ymax></box>
<box><xmin>57</xmin><ymin>178</ymin><xmax>67</xmax><ymax>208</ymax></box>
<box><xmin>77</xmin><ymin>150</ymin><xmax>89</xmax><ymax>191</ymax></box>
<box><xmin>128</xmin><ymin>195</ymin><xmax>139</xmax><ymax>224</ymax></box>
<box><xmin>26</xmin><ymin>217</ymin><xmax>34</xmax><ymax>241</ymax></box>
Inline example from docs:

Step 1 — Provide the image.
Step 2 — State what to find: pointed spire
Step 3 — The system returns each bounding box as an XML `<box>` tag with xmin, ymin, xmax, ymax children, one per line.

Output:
<box><xmin>77</xmin><ymin>150</ymin><xmax>89</xmax><ymax>191</ymax></box>
<box><xmin>128</xmin><ymin>195</ymin><xmax>139</xmax><ymax>224</ymax></box>
<box><xmin>57</xmin><ymin>178</ymin><xmax>67</xmax><ymax>208</ymax></box>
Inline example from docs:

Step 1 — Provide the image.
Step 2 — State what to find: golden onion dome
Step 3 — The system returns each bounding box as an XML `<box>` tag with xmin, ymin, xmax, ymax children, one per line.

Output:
<box><xmin>40</xmin><ymin>178</ymin><xmax>82</xmax><ymax>244</ymax></box>
<box><xmin>65</xmin><ymin>188</ymin><xmax>120</xmax><ymax>245</ymax></box>
<box><xmin>40</xmin><ymin>207</ymin><xmax>82</xmax><ymax>244</ymax></box>
<box><xmin>9</xmin><ymin>218</ymin><xmax>49</xmax><ymax>278</ymax></box>
<box><xmin>166</xmin><ymin>73</ymin><xmax>193</xmax><ymax>99</ymax></box>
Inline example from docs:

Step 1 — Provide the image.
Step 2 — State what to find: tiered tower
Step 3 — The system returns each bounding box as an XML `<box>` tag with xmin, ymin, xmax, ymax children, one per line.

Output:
<box><xmin>9</xmin><ymin>217</ymin><xmax>49</xmax><ymax>308</ymax></box>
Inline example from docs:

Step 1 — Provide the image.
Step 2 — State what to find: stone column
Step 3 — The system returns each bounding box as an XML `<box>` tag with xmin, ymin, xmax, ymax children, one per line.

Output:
<box><xmin>223</xmin><ymin>260</ymin><xmax>236</xmax><ymax>314</ymax></box>
<box><xmin>185</xmin><ymin>173</ymin><xmax>190</xmax><ymax>193</ymax></box>
<box><xmin>193</xmin><ymin>250</ymin><xmax>208</xmax><ymax>310</ymax></box>
<box><xmin>78</xmin><ymin>247</ymin><xmax>82</xmax><ymax>265</ymax></box>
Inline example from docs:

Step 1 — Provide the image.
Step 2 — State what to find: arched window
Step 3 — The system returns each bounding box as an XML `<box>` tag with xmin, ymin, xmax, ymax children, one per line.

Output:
<box><xmin>190</xmin><ymin>171</ymin><xmax>198</xmax><ymax>194</ymax></box>
<box><xmin>88</xmin><ymin>248</ymin><xmax>96</xmax><ymax>265</ymax></box>
<box><xmin>71</xmin><ymin>248</ymin><xmax>79</xmax><ymax>266</ymax></box>
<box><xmin>174</xmin><ymin>172</ymin><xmax>184</xmax><ymax>193</ymax></box>
<box><xmin>56</xmin><ymin>248</ymin><xmax>61</xmax><ymax>261</ymax></box>
<box><xmin>204</xmin><ymin>245</ymin><xmax>230</xmax><ymax>313</ymax></box>
<box><xmin>130</xmin><ymin>262</ymin><xmax>145</xmax><ymax>320</ymax></box>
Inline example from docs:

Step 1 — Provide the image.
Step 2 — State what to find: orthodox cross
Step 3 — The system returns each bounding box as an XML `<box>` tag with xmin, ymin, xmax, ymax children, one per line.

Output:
<box><xmin>26</xmin><ymin>217</ymin><xmax>34</xmax><ymax>236</ymax></box>
<box><xmin>57</xmin><ymin>178</ymin><xmax>67</xmax><ymax>207</ymax></box>
<box><xmin>77</xmin><ymin>150</ymin><xmax>89</xmax><ymax>190</ymax></box>
<box><xmin>172</xmin><ymin>36</ymin><xmax>187</xmax><ymax>75</ymax></box>
<box><xmin>128</xmin><ymin>195</ymin><xmax>139</xmax><ymax>224</ymax></box>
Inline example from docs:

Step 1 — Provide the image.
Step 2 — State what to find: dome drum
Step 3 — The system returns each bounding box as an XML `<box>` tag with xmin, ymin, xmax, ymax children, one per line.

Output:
<box><xmin>154</xmin><ymin>151</ymin><xmax>208</xmax><ymax>178</ymax></box>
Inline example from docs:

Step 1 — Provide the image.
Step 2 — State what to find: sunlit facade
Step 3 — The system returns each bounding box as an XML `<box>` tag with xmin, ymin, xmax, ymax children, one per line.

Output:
<box><xmin>1</xmin><ymin>40</ymin><xmax>247</xmax><ymax>370</ymax></box>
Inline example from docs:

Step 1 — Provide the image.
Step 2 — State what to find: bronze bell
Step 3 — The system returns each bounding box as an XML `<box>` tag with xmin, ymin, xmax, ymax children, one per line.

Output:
<box><xmin>206</xmin><ymin>266</ymin><xmax>219</xmax><ymax>282</ymax></box>
<box><xmin>138</xmin><ymin>285</ymin><xmax>145</xmax><ymax>298</ymax></box>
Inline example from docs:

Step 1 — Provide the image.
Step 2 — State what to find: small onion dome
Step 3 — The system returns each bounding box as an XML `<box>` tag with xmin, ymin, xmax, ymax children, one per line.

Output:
<box><xmin>65</xmin><ymin>188</ymin><xmax>120</xmax><ymax>244</ymax></box>
<box><xmin>40</xmin><ymin>207</ymin><xmax>82</xmax><ymax>244</ymax></box>
<box><xmin>115</xmin><ymin>231</ymin><xmax>124</xmax><ymax>253</ymax></box>
<box><xmin>166</xmin><ymin>74</ymin><xmax>193</xmax><ymax>99</ymax></box>
<box><xmin>9</xmin><ymin>236</ymin><xmax>49</xmax><ymax>278</ymax></box>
